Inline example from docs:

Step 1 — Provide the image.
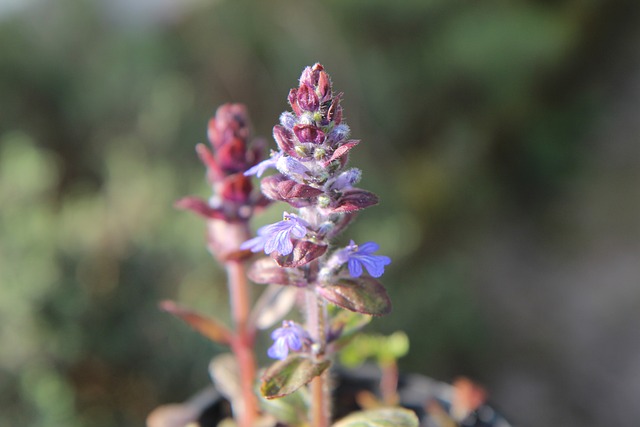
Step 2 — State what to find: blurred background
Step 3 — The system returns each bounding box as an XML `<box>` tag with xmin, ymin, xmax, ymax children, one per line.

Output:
<box><xmin>1</xmin><ymin>0</ymin><xmax>639</xmax><ymax>426</ymax></box>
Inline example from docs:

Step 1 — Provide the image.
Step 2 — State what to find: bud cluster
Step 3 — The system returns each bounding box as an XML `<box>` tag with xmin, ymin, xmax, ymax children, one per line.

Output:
<box><xmin>176</xmin><ymin>103</ymin><xmax>269</xmax><ymax>224</ymax></box>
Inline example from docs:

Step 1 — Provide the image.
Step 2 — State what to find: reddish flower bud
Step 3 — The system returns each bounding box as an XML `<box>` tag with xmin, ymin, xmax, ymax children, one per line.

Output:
<box><xmin>294</xmin><ymin>124</ymin><xmax>325</xmax><ymax>144</ymax></box>
<box><xmin>299</xmin><ymin>63</ymin><xmax>324</xmax><ymax>88</ymax></box>
<box><xmin>261</xmin><ymin>174</ymin><xmax>323</xmax><ymax>207</ymax></box>
<box><xmin>288</xmin><ymin>88</ymin><xmax>301</xmax><ymax>116</ymax></box>
<box><xmin>220</xmin><ymin>173</ymin><xmax>253</xmax><ymax>204</ymax></box>
<box><xmin>217</xmin><ymin>137</ymin><xmax>248</xmax><ymax>173</ymax></box>
<box><xmin>317</xmin><ymin>70</ymin><xmax>331</xmax><ymax>103</ymax></box>
<box><xmin>296</xmin><ymin>84</ymin><xmax>319</xmax><ymax>112</ymax></box>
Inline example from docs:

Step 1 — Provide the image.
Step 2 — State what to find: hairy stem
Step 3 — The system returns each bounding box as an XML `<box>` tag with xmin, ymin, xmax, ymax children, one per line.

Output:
<box><xmin>306</xmin><ymin>289</ymin><xmax>330</xmax><ymax>427</ymax></box>
<box><xmin>227</xmin><ymin>260</ymin><xmax>259</xmax><ymax>427</ymax></box>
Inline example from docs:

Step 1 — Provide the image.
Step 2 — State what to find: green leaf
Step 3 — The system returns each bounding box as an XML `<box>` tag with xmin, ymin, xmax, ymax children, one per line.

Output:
<box><xmin>329</xmin><ymin>309</ymin><xmax>372</xmax><ymax>348</ymax></box>
<box><xmin>258</xmin><ymin>384</ymin><xmax>309</xmax><ymax>426</ymax></box>
<box><xmin>160</xmin><ymin>300</ymin><xmax>231</xmax><ymax>345</ymax></box>
<box><xmin>260</xmin><ymin>355</ymin><xmax>330</xmax><ymax>399</ymax></box>
<box><xmin>318</xmin><ymin>277</ymin><xmax>391</xmax><ymax>316</ymax></box>
<box><xmin>339</xmin><ymin>332</ymin><xmax>410</xmax><ymax>368</ymax></box>
<box><xmin>332</xmin><ymin>407</ymin><xmax>419</xmax><ymax>427</ymax></box>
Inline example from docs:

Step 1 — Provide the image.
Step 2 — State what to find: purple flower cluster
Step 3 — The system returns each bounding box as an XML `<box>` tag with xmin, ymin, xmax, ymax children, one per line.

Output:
<box><xmin>243</xmin><ymin>64</ymin><xmax>392</xmax><ymax>357</ymax></box>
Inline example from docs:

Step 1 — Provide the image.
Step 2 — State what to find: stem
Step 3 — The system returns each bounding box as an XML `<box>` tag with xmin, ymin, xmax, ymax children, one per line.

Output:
<box><xmin>306</xmin><ymin>289</ymin><xmax>330</xmax><ymax>427</ymax></box>
<box><xmin>227</xmin><ymin>260</ymin><xmax>259</xmax><ymax>427</ymax></box>
<box><xmin>380</xmin><ymin>360</ymin><xmax>399</xmax><ymax>406</ymax></box>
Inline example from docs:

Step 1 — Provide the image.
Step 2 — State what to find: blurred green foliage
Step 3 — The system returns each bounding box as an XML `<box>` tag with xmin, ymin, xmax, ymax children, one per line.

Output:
<box><xmin>0</xmin><ymin>0</ymin><xmax>632</xmax><ymax>425</ymax></box>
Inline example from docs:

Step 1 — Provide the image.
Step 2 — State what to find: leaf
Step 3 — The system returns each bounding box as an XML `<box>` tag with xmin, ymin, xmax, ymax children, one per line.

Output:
<box><xmin>328</xmin><ymin>309</ymin><xmax>372</xmax><ymax>345</ymax></box>
<box><xmin>174</xmin><ymin>196</ymin><xmax>226</xmax><ymax>220</ymax></box>
<box><xmin>323</xmin><ymin>140</ymin><xmax>359</xmax><ymax>167</ymax></box>
<box><xmin>272</xmin><ymin>240</ymin><xmax>327</xmax><ymax>268</ymax></box>
<box><xmin>261</xmin><ymin>355</ymin><xmax>331</xmax><ymax>399</ymax></box>
<box><xmin>318</xmin><ymin>277</ymin><xmax>391</xmax><ymax>316</ymax></box>
<box><xmin>258</xmin><ymin>384</ymin><xmax>309</xmax><ymax>426</ymax></box>
<box><xmin>332</xmin><ymin>407</ymin><xmax>419</xmax><ymax>427</ymax></box>
<box><xmin>160</xmin><ymin>300</ymin><xmax>231</xmax><ymax>345</ymax></box>
<box><xmin>252</xmin><ymin>285</ymin><xmax>298</xmax><ymax>330</ymax></box>
<box><xmin>330</xmin><ymin>189</ymin><xmax>379</xmax><ymax>213</ymax></box>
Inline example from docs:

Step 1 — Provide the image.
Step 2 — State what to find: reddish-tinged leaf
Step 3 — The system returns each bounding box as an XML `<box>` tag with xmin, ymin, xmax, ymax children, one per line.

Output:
<box><xmin>261</xmin><ymin>175</ymin><xmax>323</xmax><ymax>207</ymax></box>
<box><xmin>331</xmin><ymin>189</ymin><xmax>379</xmax><ymax>213</ymax></box>
<box><xmin>273</xmin><ymin>125</ymin><xmax>299</xmax><ymax>158</ymax></box>
<box><xmin>272</xmin><ymin>240</ymin><xmax>327</xmax><ymax>268</ymax></box>
<box><xmin>318</xmin><ymin>277</ymin><xmax>391</xmax><ymax>316</ymax></box>
<box><xmin>196</xmin><ymin>143</ymin><xmax>224</xmax><ymax>182</ymax></box>
<box><xmin>261</xmin><ymin>355</ymin><xmax>331</xmax><ymax>399</ymax></box>
<box><xmin>323</xmin><ymin>140</ymin><xmax>359</xmax><ymax>166</ymax></box>
<box><xmin>160</xmin><ymin>300</ymin><xmax>231</xmax><ymax>345</ymax></box>
<box><xmin>247</xmin><ymin>257</ymin><xmax>305</xmax><ymax>287</ymax></box>
<box><xmin>174</xmin><ymin>196</ymin><xmax>226</xmax><ymax>220</ymax></box>
<box><xmin>327</xmin><ymin>93</ymin><xmax>343</xmax><ymax>124</ymax></box>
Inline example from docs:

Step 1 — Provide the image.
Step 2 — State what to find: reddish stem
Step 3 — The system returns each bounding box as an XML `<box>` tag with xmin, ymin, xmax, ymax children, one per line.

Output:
<box><xmin>227</xmin><ymin>260</ymin><xmax>259</xmax><ymax>427</ymax></box>
<box><xmin>306</xmin><ymin>289</ymin><xmax>330</xmax><ymax>427</ymax></box>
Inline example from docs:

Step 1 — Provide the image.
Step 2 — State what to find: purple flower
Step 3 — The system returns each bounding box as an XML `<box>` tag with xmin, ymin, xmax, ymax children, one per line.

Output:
<box><xmin>267</xmin><ymin>321</ymin><xmax>310</xmax><ymax>360</ymax></box>
<box><xmin>244</xmin><ymin>152</ymin><xmax>282</xmax><ymax>178</ymax></box>
<box><xmin>240</xmin><ymin>212</ymin><xmax>308</xmax><ymax>256</ymax></box>
<box><xmin>337</xmin><ymin>240</ymin><xmax>391</xmax><ymax>278</ymax></box>
<box><xmin>327</xmin><ymin>168</ymin><xmax>361</xmax><ymax>192</ymax></box>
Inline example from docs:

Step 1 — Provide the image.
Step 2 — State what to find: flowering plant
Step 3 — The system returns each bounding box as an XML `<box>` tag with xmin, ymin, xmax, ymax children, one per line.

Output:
<box><xmin>148</xmin><ymin>64</ymin><xmax>506</xmax><ymax>427</ymax></box>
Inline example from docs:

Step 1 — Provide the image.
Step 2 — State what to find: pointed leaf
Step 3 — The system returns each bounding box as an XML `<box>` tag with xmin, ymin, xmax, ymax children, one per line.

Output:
<box><xmin>331</xmin><ymin>189</ymin><xmax>379</xmax><ymax>213</ymax></box>
<box><xmin>323</xmin><ymin>140</ymin><xmax>359</xmax><ymax>167</ymax></box>
<box><xmin>272</xmin><ymin>240</ymin><xmax>327</xmax><ymax>268</ymax></box>
<box><xmin>318</xmin><ymin>277</ymin><xmax>391</xmax><ymax>316</ymax></box>
<box><xmin>174</xmin><ymin>196</ymin><xmax>226</xmax><ymax>220</ymax></box>
<box><xmin>261</xmin><ymin>355</ymin><xmax>331</xmax><ymax>399</ymax></box>
<box><xmin>160</xmin><ymin>300</ymin><xmax>231</xmax><ymax>345</ymax></box>
<box><xmin>273</xmin><ymin>125</ymin><xmax>299</xmax><ymax>158</ymax></box>
<box><xmin>332</xmin><ymin>407</ymin><xmax>419</xmax><ymax>427</ymax></box>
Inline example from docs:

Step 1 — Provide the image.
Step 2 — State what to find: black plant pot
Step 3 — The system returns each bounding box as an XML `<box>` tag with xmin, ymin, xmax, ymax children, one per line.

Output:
<box><xmin>150</xmin><ymin>366</ymin><xmax>512</xmax><ymax>427</ymax></box>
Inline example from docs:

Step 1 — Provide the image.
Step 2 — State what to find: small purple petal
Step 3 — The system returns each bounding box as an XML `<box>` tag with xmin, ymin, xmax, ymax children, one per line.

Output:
<box><xmin>240</xmin><ymin>235</ymin><xmax>267</xmax><ymax>252</ymax></box>
<box><xmin>348</xmin><ymin>258</ymin><xmax>364</xmax><ymax>278</ymax></box>
<box><xmin>338</xmin><ymin>240</ymin><xmax>391</xmax><ymax>278</ymax></box>
<box><xmin>242</xmin><ymin>213</ymin><xmax>309</xmax><ymax>257</ymax></box>
<box><xmin>267</xmin><ymin>321</ymin><xmax>309</xmax><ymax>360</ymax></box>
<box><xmin>244</xmin><ymin>152</ymin><xmax>281</xmax><ymax>177</ymax></box>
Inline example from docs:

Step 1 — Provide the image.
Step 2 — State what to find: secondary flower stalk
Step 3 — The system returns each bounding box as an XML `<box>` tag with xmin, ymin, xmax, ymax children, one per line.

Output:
<box><xmin>175</xmin><ymin>104</ymin><xmax>266</xmax><ymax>427</ymax></box>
